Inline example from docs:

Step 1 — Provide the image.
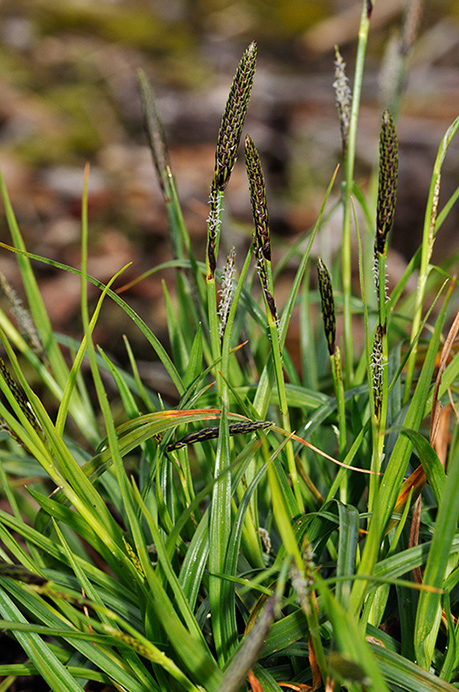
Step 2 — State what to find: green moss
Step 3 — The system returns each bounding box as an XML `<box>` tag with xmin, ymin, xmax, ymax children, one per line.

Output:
<box><xmin>15</xmin><ymin>84</ymin><xmax>106</xmax><ymax>164</ymax></box>
<box><xmin>33</xmin><ymin>0</ymin><xmax>195</xmax><ymax>53</ymax></box>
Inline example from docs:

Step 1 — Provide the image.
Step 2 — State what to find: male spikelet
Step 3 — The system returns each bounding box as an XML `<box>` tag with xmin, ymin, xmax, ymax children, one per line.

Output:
<box><xmin>0</xmin><ymin>357</ymin><xmax>42</xmax><ymax>437</ymax></box>
<box><xmin>317</xmin><ymin>257</ymin><xmax>336</xmax><ymax>356</ymax></box>
<box><xmin>138</xmin><ymin>70</ymin><xmax>171</xmax><ymax>199</ymax></box>
<box><xmin>213</xmin><ymin>41</ymin><xmax>257</xmax><ymax>192</ymax></box>
<box><xmin>333</xmin><ymin>46</ymin><xmax>352</xmax><ymax>157</ymax></box>
<box><xmin>218</xmin><ymin>247</ymin><xmax>236</xmax><ymax>339</ymax></box>
<box><xmin>375</xmin><ymin>110</ymin><xmax>398</xmax><ymax>255</ymax></box>
<box><xmin>245</xmin><ymin>134</ymin><xmax>277</xmax><ymax>324</ymax></box>
<box><xmin>0</xmin><ymin>273</ymin><xmax>44</xmax><ymax>358</ymax></box>
<box><xmin>371</xmin><ymin>323</ymin><xmax>383</xmax><ymax>421</ymax></box>
<box><xmin>207</xmin><ymin>42</ymin><xmax>257</xmax><ymax>277</ymax></box>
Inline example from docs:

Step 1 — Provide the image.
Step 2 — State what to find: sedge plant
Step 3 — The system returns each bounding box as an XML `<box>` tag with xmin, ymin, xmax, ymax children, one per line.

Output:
<box><xmin>0</xmin><ymin>2</ymin><xmax>459</xmax><ymax>691</ymax></box>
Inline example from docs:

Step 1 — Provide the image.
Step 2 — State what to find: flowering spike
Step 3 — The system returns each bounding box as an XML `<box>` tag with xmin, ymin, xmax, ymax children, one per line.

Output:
<box><xmin>317</xmin><ymin>257</ymin><xmax>336</xmax><ymax>356</ymax></box>
<box><xmin>0</xmin><ymin>357</ymin><xmax>41</xmax><ymax>434</ymax></box>
<box><xmin>206</xmin><ymin>43</ymin><xmax>257</xmax><ymax>280</ymax></box>
<box><xmin>138</xmin><ymin>70</ymin><xmax>171</xmax><ymax>199</ymax></box>
<box><xmin>333</xmin><ymin>46</ymin><xmax>352</xmax><ymax>157</ymax></box>
<box><xmin>245</xmin><ymin>134</ymin><xmax>278</xmax><ymax>323</ymax></box>
<box><xmin>213</xmin><ymin>41</ymin><xmax>257</xmax><ymax>192</ymax></box>
<box><xmin>0</xmin><ymin>273</ymin><xmax>44</xmax><ymax>358</ymax></box>
<box><xmin>218</xmin><ymin>247</ymin><xmax>236</xmax><ymax>338</ymax></box>
<box><xmin>206</xmin><ymin>181</ymin><xmax>220</xmax><ymax>278</ymax></box>
<box><xmin>167</xmin><ymin>420</ymin><xmax>273</xmax><ymax>452</ymax></box>
<box><xmin>245</xmin><ymin>134</ymin><xmax>270</xmax><ymax>260</ymax></box>
<box><xmin>371</xmin><ymin>323</ymin><xmax>383</xmax><ymax>421</ymax></box>
<box><xmin>375</xmin><ymin>110</ymin><xmax>398</xmax><ymax>255</ymax></box>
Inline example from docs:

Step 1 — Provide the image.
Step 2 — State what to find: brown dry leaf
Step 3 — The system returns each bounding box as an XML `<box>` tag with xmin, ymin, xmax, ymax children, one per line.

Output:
<box><xmin>433</xmin><ymin>404</ymin><xmax>451</xmax><ymax>466</ymax></box>
<box><xmin>409</xmin><ymin>495</ymin><xmax>423</xmax><ymax>583</ymax></box>
<box><xmin>430</xmin><ymin>307</ymin><xmax>459</xmax><ymax>449</ymax></box>
<box><xmin>308</xmin><ymin>633</ymin><xmax>322</xmax><ymax>691</ymax></box>
<box><xmin>247</xmin><ymin>669</ymin><xmax>264</xmax><ymax>692</ymax></box>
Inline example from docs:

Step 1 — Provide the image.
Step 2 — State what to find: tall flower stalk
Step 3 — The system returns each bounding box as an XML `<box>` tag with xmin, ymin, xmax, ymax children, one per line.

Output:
<box><xmin>341</xmin><ymin>0</ymin><xmax>374</xmax><ymax>386</ymax></box>
<box><xmin>368</xmin><ymin>110</ymin><xmax>398</xmax><ymax>511</ymax></box>
<box><xmin>206</xmin><ymin>42</ymin><xmax>257</xmax><ymax>667</ymax></box>
<box><xmin>245</xmin><ymin>134</ymin><xmax>302</xmax><ymax>512</ymax></box>
<box><xmin>403</xmin><ymin>115</ymin><xmax>459</xmax><ymax>404</ymax></box>
<box><xmin>206</xmin><ymin>41</ymin><xmax>257</xmax><ymax>381</ymax></box>
<box><xmin>317</xmin><ymin>258</ymin><xmax>347</xmax><ymax>502</ymax></box>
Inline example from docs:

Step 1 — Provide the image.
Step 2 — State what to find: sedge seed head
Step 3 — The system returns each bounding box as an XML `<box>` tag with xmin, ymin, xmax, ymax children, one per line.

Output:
<box><xmin>0</xmin><ymin>273</ymin><xmax>44</xmax><ymax>358</ymax></box>
<box><xmin>138</xmin><ymin>70</ymin><xmax>171</xmax><ymax>198</ymax></box>
<box><xmin>333</xmin><ymin>46</ymin><xmax>352</xmax><ymax>157</ymax></box>
<box><xmin>213</xmin><ymin>41</ymin><xmax>257</xmax><ymax>192</ymax></box>
<box><xmin>218</xmin><ymin>247</ymin><xmax>236</xmax><ymax>338</ymax></box>
<box><xmin>317</xmin><ymin>257</ymin><xmax>336</xmax><ymax>356</ymax></box>
<box><xmin>371</xmin><ymin>323</ymin><xmax>383</xmax><ymax>421</ymax></box>
<box><xmin>245</xmin><ymin>134</ymin><xmax>271</xmax><ymax>261</ymax></box>
<box><xmin>375</xmin><ymin>109</ymin><xmax>398</xmax><ymax>254</ymax></box>
<box><xmin>0</xmin><ymin>357</ymin><xmax>41</xmax><ymax>435</ymax></box>
<box><xmin>245</xmin><ymin>134</ymin><xmax>278</xmax><ymax>324</ymax></box>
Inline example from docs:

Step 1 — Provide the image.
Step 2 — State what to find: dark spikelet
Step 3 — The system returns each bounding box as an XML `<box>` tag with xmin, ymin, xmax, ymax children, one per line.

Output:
<box><xmin>265</xmin><ymin>291</ymin><xmax>277</xmax><ymax>322</ymax></box>
<box><xmin>366</xmin><ymin>0</ymin><xmax>373</xmax><ymax>19</ymax></box>
<box><xmin>333</xmin><ymin>46</ymin><xmax>352</xmax><ymax>157</ymax></box>
<box><xmin>217</xmin><ymin>595</ymin><xmax>278</xmax><ymax>692</ymax></box>
<box><xmin>245</xmin><ymin>134</ymin><xmax>271</xmax><ymax>261</ymax></box>
<box><xmin>317</xmin><ymin>258</ymin><xmax>336</xmax><ymax>356</ymax></box>
<box><xmin>255</xmin><ymin>243</ymin><xmax>278</xmax><ymax>322</ymax></box>
<box><xmin>138</xmin><ymin>69</ymin><xmax>171</xmax><ymax>198</ymax></box>
<box><xmin>213</xmin><ymin>41</ymin><xmax>257</xmax><ymax>192</ymax></box>
<box><xmin>0</xmin><ymin>357</ymin><xmax>41</xmax><ymax>434</ymax></box>
<box><xmin>371</xmin><ymin>323</ymin><xmax>383</xmax><ymax>421</ymax></box>
<box><xmin>0</xmin><ymin>273</ymin><xmax>44</xmax><ymax>359</ymax></box>
<box><xmin>167</xmin><ymin>420</ymin><xmax>272</xmax><ymax>452</ymax></box>
<box><xmin>0</xmin><ymin>562</ymin><xmax>47</xmax><ymax>586</ymax></box>
<box><xmin>375</xmin><ymin>110</ymin><xmax>398</xmax><ymax>254</ymax></box>
<box><xmin>245</xmin><ymin>135</ymin><xmax>271</xmax><ymax>262</ymax></box>
<box><xmin>218</xmin><ymin>247</ymin><xmax>236</xmax><ymax>339</ymax></box>
<box><xmin>207</xmin><ymin>180</ymin><xmax>219</xmax><ymax>278</ymax></box>
<box><xmin>245</xmin><ymin>135</ymin><xmax>278</xmax><ymax>323</ymax></box>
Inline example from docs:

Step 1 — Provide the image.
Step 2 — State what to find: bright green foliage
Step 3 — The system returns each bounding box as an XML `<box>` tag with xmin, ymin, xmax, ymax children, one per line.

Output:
<box><xmin>0</xmin><ymin>5</ymin><xmax>459</xmax><ymax>692</ymax></box>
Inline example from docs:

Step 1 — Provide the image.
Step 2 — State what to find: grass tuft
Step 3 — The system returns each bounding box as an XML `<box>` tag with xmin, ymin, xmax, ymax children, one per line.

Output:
<box><xmin>0</xmin><ymin>9</ymin><xmax>458</xmax><ymax>692</ymax></box>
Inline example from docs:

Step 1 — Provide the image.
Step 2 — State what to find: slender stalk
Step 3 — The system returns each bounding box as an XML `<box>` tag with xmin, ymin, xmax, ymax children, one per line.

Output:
<box><xmin>403</xmin><ymin>116</ymin><xmax>459</xmax><ymax>403</ymax></box>
<box><xmin>341</xmin><ymin>0</ymin><xmax>374</xmax><ymax>385</ymax></box>
<box><xmin>206</xmin><ymin>185</ymin><xmax>225</xmax><ymax>387</ymax></box>
<box><xmin>317</xmin><ymin>257</ymin><xmax>347</xmax><ymax>501</ymax></box>
<box><xmin>245</xmin><ymin>135</ymin><xmax>302</xmax><ymax>512</ymax></box>
<box><xmin>368</xmin><ymin>110</ymin><xmax>398</xmax><ymax>510</ymax></box>
<box><xmin>206</xmin><ymin>42</ymin><xmax>257</xmax><ymax>391</ymax></box>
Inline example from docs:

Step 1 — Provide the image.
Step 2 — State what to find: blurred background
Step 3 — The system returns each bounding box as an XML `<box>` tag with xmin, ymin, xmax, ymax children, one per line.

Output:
<box><xmin>0</xmin><ymin>0</ymin><xmax>458</xmax><ymax>375</ymax></box>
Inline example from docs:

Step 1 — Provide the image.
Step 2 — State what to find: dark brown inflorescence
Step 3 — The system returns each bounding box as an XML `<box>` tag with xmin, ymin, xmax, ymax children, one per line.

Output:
<box><xmin>245</xmin><ymin>134</ymin><xmax>270</xmax><ymax>262</ymax></box>
<box><xmin>245</xmin><ymin>134</ymin><xmax>278</xmax><ymax>323</ymax></box>
<box><xmin>213</xmin><ymin>41</ymin><xmax>257</xmax><ymax>193</ymax></box>
<box><xmin>371</xmin><ymin>323</ymin><xmax>383</xmax><ymax>421</ymax></box>
<box><xmin>0</xmin><ymin>357</ymin><xmax>41</xmax><ymax>434</ymax></box>
<box><xmin>333</xmin><ymin>46</ymin><xmax>352</xmax><ymax>158</ymax></box>
<box><xmin>167</xmin><ymin>420</ymin><xmax>272</xmax><ymax>452</ymax></box>
<box><xmin>207</xmin><ymin>42</ymin><xmax>257</xmax><ymax>279</ymax></box>
<box><xmin>317</xmin><ymin>257</ymin><xmax>336</xmax><ymax>356</ymax></box>
<box><xmin>138</xmin><ymin>70</ymin><xmax>171</xmax><ymax>199</ymax></box>
<box><xmin>375</xmin><ymin>110</ymin><xmax>398</xmax><ymax>255</ymax></box>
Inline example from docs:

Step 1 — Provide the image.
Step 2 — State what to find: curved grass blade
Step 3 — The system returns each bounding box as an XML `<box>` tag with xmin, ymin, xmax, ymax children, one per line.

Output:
<box><xmin>0</xmin><ymin>240</ymin><xmax>185</xmax><ymax>396</ymax></box>
<box><xmin>0</xmin><ymin>583</ymin><xmax>85</xmax><ymax>692</ymax></box>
